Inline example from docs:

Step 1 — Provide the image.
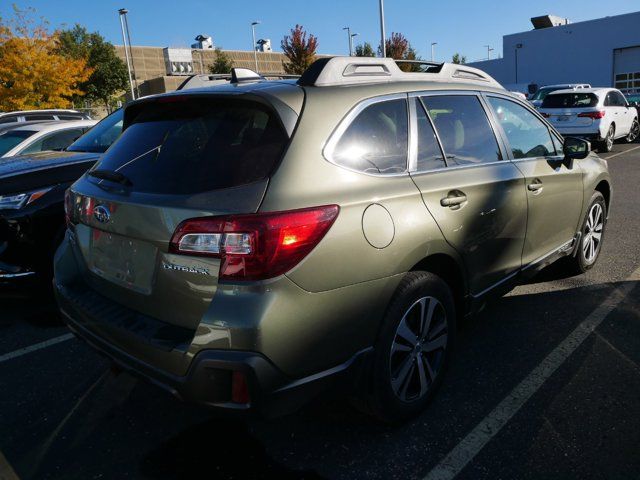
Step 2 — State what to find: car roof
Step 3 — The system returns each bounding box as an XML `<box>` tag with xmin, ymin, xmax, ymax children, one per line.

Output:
<box><xmin>541</xmin><ymin>84</ymin><xmax>590</xmax><ymax>89</ymax></box>
<box><xmin>0</xmin><ymin>109</ymin><xmax>85</xmax><ymax>117</ymax></box>
<box><xmin>547</xmin><ymin>87</ymin><xmax>613</xmax><ymax>96</ymax></box>
<box><xmin>8</xmin><ymin>119</ymin><xmax>97</xmax><ymax>132</ymax></box>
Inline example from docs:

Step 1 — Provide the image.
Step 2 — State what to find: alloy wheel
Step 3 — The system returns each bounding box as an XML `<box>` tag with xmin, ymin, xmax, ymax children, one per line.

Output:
<box><xmin>628</xmin><ymin>120</ymin><xmax>639</xmax><ymax>143</ymax></box>
<box><xmin>583</xmin><ymin>202</ymin><xmax>604</xmax><ymax>264</ymax></box>
<box><xmin>606</xmin><ymin>126</ymin><xmax>614</xmax><ymax>151</ymax></box>
<box><xmin>389</xmin><ymin>296</ymin><xmax>448</xmax><ymax>402</ymax></box>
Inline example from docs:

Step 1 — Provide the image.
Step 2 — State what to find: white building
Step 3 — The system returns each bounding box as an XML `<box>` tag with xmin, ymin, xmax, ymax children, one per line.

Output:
<box><xmin>468</xmin><ymin>11</ymin><xmax>640</xmax><ymax>95</ymax></box>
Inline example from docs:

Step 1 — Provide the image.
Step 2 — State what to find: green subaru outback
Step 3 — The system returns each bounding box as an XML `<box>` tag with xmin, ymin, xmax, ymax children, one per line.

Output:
<box><xmin>54</xmin><ymin>57</ymin><xmax>611</xmax><ymax>422</ymax></box>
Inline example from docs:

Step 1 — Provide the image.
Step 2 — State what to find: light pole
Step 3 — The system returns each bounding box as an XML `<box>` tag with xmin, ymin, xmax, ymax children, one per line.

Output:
<box><xmin>251</xmin><ymin>21</ymin><xmax>260</xmax><ymax>73</ymax></box>
<box><xmin>351</xmin><ymin>33</ymin><xmax>359</xmax><ymax>56</ymax></box>
<box><xmin>343</xmin><ymin>27</ymin><xmax>353</xmax><ymax>56</ymax></box>
<box><xmin>379</xmin><ymin>0</ymin><xmax>386</xmax><ymax>57</ymax></box>
<box><xmin>515</xmin><ymin>43</ymin><xmax>523</xmax><ymax>83</ymax></box>
<box><xmin>431</xmin><ymin>42</ymin><xmax>437</xmax><ymax>61</ymax></box>
<box><xmin>484</xmin><ymin>45</ymin><xmax>494</xmax><ymax>60</ymax></box>
<box><xmin>118</xmin><ymin>8</ymin><xmax>135</xmax><ymax>100</ymax></box>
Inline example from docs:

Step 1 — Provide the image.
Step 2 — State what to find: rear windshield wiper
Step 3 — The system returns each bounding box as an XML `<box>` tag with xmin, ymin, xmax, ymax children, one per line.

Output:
<box><xmin>88</xmin><ymin>169</ymin><xmax>133</xmax><ymax>186</ymax></box>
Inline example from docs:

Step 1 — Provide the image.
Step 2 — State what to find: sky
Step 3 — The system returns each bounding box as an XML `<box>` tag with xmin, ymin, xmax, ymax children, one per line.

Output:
<box><xmin>2</xmin><ymin>0</ymin><xmax>638</xmax><ymax>63</ymax></box>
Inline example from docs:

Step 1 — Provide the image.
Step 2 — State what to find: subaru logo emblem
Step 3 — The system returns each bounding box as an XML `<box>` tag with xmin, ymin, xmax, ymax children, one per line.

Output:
<box><xmin>93</xmin><ymin>205</ymin><xmax>111</xmax><ymax>224</ymax></box>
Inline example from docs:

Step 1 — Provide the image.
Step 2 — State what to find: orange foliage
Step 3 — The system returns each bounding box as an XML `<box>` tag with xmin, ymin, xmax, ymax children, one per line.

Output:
<box><xmin>0</xmin><ymin>7</ymin><xmax>92</xmax><ymax>111</ymax></box>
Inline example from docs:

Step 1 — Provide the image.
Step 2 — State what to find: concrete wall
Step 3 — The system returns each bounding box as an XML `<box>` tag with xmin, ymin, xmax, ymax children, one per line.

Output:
<box><xmin>469</xmin><ymin>11</ymin><xmax>640</xmax><ymax>91</ymax></box>
<box><xmin>114</xmin><ymin>45</ymin><xmax>290</xmax><ymax>82</ymax></box>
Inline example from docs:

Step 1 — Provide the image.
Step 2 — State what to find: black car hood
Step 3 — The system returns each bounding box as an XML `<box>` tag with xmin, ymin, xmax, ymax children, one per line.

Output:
<box><xmin>0</xmin><ymin>151</ymin><xmax>100</xmax><ymax>195</ymax></box>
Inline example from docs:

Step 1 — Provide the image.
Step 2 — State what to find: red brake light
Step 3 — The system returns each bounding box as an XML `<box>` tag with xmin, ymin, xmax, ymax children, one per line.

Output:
<box><xmin>577</xmin><ymin>111</ymin><xmax>606</xmax><ymax>119</ymax></box>
<box><xmin>169</xmin><ymin>205</ymin><xmax>340</xmax><ymax>281</ymax></box>
<box><xmin>231</xmin><ymin>371</ymin><xmax>250</xmax><ymax>404</ymax></box>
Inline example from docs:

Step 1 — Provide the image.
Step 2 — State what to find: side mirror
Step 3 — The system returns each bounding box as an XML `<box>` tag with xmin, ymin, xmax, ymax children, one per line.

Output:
<box><xmin>563</xmin><ymin>136</ymin><xmax>590</xmax><ymax>160</ymax></box>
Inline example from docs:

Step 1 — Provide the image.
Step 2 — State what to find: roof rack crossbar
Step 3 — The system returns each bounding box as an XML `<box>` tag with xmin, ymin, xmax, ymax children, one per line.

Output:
<box><xmin>297</xmin><ymin>56</ymin><xmax>503</xmax><ymax>89</ymax></box>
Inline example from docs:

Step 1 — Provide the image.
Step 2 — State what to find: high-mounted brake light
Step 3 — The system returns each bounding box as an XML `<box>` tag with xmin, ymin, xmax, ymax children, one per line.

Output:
<box><xmin>169</xmin><ymin>205</ymin><xmax>340</xmax><ymax>281</ymax></box>
<box><xmin>578</xmin><ymin>111</ymin><xmax>606</xmax><ymax>119</ymax></box>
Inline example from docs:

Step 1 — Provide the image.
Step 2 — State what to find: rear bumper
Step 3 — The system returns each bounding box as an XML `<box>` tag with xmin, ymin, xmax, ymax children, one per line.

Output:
<box><xmin>55</xmin><ymin>279</ymin><xmax>372</xmax><ymax>417</ymax></box>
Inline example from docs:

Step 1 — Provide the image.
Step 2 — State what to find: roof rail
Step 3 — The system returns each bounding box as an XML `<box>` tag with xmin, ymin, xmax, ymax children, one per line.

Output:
<box><xmin>297</xmin><ymin>56</ymin><xmax>503</xmax><ymax>89</ymax></box>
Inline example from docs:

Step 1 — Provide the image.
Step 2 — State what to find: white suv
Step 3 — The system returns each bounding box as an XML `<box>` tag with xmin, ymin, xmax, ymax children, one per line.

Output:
<box><xmin>529</xmin><ymin>84</ymin><xmax>591</xmax><ymax>109</ymax></box>
<box><xmin>539</xmin><ymin>88</ymin><xmax>639</xmax><ymax>152</ymax></box>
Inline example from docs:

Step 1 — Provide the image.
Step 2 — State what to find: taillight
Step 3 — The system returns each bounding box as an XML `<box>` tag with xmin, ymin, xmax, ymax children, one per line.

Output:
<box><xmin>231</xmin><ymin>371</ymin><xmax>250</xmax><ymax>404</ymax></box>
<box><xmin>578</xmin><ymin>111</ymin><xmax>606</xmax><ymax>119</ymax></box>
<box><xmin>169</xmin><ymin>205</ymin><xmax>340</xmax><ymax>281</ymax></box>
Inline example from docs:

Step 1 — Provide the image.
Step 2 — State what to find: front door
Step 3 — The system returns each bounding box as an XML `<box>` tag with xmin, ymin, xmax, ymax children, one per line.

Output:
<box><xmin>409</xmin><ymin>94</ymin><xmax>527</xmax><ymax>296</ymax></box>
<box><xmin>484</xmin><ymin>94</ymin><xmax>584</xmax><ymax>267</ymax></box>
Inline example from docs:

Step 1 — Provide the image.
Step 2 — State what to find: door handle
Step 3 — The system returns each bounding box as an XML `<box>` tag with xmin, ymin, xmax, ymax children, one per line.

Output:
<box><xmin>528</xmin><ymin>182</ymin><xmax>543</xmax><ymax>192</ymax></box>
<box><xmin>440</xmin><ymin>192</ymin><xmax>467</xmax><ymax>207</ymax></box>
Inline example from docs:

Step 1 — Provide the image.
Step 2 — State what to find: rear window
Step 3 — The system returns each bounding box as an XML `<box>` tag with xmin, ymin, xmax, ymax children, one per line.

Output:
<box><xmin>541</xmin><ymin>93</ymin><xmax>599</xmax><ymax>108</ymax></box>
<box><xmin>94</xmin><ymin>98</ymin><xmax>289</xmax><ymax>194</ymax></box>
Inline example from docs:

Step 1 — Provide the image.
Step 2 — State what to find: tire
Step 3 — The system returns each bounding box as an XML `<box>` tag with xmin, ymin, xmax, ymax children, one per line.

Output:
<box><xmin>359</xmin><ymin>272</ymin><xmax>456</xmax><ymax>423</ymax></box>
<box><xmin>562</xmin><ymin>191</ymin><xmax>607</xmax><ymax>275</ymax></box>
<box><xmin>625</xmin><ymin>119</ymin><xmax>639</xmax><ymax>143</ymax></box>
<box><xmin>598</xmin><ymin>124</ymin><xmax>615</xmax><ymax>153</ymax></box>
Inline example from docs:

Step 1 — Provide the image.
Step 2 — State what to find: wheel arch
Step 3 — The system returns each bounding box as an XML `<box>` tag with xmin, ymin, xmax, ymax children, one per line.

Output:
<box><xmin>409</xmin><ymin>253</ymin><xmax>468</xmax><ymax>319</ymax></box>
<box><xmin>594</xmin><ymin>179</ymin><xmax>611</xmax><ymax>212</ymax></box>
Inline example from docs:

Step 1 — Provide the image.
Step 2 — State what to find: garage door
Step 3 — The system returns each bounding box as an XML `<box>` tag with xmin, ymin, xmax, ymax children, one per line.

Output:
<box><xmin>613</xmin><ymin>46</ymin><xmax>640</xmax><ymax>95</ymax></box>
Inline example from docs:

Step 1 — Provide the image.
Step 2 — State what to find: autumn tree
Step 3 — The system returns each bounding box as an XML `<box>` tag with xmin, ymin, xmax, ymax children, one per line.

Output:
<box><xmin>355</xmin><ymin>42</ymin><xmax>375</xmax><ymax>57</ymax></box>
<box><xmin>379</xmin><ymin>33</ymin><xmax>422</xmax><ymax>72</ymax></box>
<box><xmin>0</xmin><ymin>6</ymin><xmax>91</xmax><ymax>111</ymax></box>
<box><xmin>452</xmin><ymin>53</ymin><xmax>467</xmax><ymax>64</ymax></box>
<box><xmin>57</xmin><ymin>24</ymin><xmax>128</xmax><ymax>110</ymax></box>
<box><xmin>281</xmin><ymin>24</ymin><xmax>318</xmax><ymax>75</ymax></box>
<box><xmin>208</xmin><ymin>48</ymin><xmax>233</xmax><ymax>74</ymax></box>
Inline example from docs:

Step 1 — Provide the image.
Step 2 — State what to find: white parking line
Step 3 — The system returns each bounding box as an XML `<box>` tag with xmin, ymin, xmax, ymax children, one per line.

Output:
<box><xmin>604</xmin><ymin>144</ymin><xmax>640</xmax><ymax>160</ymax></box>
<box><xmin>423</xmin><ymin>266</ymin><xmax>640</xmax><ymax>480</ymax></box>
<box><xmin>0</xmin><ymin>334</ymin><xmax>74</xmax><ymax>364</ymax></box>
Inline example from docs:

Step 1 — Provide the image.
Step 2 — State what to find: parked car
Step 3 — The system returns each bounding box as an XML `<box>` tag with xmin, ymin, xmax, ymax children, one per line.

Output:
<box><xmin>0</xmin><ymin>109</ymin><xmax>123</xmax><ymax>284</ymax></box>
<box><xmin>0</xmin><ymin>109</ymin><xmax>91</xmax><ymax>124</ymax></box>
<box><xmin>0</xmin><ymin>120</ymin><xmax>96</xmax><ymax>158</ymax></box>
<box><xmin>529</xmin><ymin>84</ymin><xmax>591</xmax><ymax>108</ymax></box>
<box><xmin>54</xmin><ymin>58</ymin><xmax>611</xmax><ymax>423</ymax></box>
<box><xmin>539</xmin><ymin>88</ymin><xmax>639</xmax><ymax>152</ymax></box>
<box><xmin>625</xmin><ymin>93</ymin><xmax>640</xmax><ymax>119</ymax></box>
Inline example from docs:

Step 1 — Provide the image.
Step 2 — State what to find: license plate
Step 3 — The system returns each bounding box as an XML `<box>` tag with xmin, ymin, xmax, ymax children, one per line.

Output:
<box><xmin>556</xmin><ymin>115</ymin><xmax>571</xmax><ymax>122</ymax></box>
<box><xmin>89</xmin><ymin>229</ymin><xmax>157</xmax><ymax>294</ymax></box>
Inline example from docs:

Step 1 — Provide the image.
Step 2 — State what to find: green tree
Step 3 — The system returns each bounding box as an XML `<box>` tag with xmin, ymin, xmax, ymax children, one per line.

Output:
<box><xmin>355</xmin><ymin>42</ymin><xmax>375</xmax><ymax>57</ymax></box>
<box><xmin>208</xmin><ymin>47</ymin><xmax>233</xmax><ymax>74</ymax></box>
<box><xmin>281</xmin><ymin>24</ymin><xmax>318</xmax><ymax>75</ymax></box>
<box><xmin>57</xmin><ymin>24</ymin><xmax>128</xmax><ymax>109</ymax></box>
<box><xmin>452</xmin><ymin>53</ymin><xmax>467</xmax><ymax>64</ymax></box>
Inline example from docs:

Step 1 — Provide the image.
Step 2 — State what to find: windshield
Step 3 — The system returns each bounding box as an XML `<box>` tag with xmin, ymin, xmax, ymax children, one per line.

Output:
<box><xmin>541</xmin><ymin>93</ymin><xmax>599</xmax><ymax>109</ymax></box>
<box><xmin>0</xmin><ymin>130</ymin><xmax>37</xmax><ymax>156</ymax></box>
<box><xmin>531</xmin><ymin>87</ymin><xmax>567</xmax><ymax>101</ymax></box>
<box><xmin>66</xmin><ymin>109</ymin><xmax>123</xmax><ymax>153</ymax></box>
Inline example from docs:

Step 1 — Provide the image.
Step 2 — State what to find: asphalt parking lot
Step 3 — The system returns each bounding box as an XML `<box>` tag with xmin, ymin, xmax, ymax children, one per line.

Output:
<box><xmin>1</xmin><ymin>142</ymin><xmax>639</xmax><ymax>480</ymax></box>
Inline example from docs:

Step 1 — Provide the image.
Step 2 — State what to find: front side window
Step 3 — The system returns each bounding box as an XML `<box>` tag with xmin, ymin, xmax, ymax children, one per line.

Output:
<box><xmin>329</xmin><ymin>98</ymin><xmax>408</xmax><ymax>174</ymax></box>
<box><xmin>421</xmin><ymin>95</ymin><xmax>502</xmax><ymax>166</ymax></box>
<box><xmin>488</xmin><ymin>97</ymin><xmax>557</xmax><ymax>159</ymax></box>
<box><xmin>21</xmin><ymin>128</ymin><xmax>85</xmax><ymax>155</ymax></box>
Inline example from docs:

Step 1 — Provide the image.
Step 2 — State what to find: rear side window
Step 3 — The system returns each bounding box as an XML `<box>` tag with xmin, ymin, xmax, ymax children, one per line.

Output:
<box><xmin>414</xmin><ymin>99</ymin><xmax>445</xmax><ymax>172</ymax></box>
<box><xmin>328</xmin><ymin>98</ymin><xmax>408</xmax><ymax>175</ymax></box>
<box><xmin>421</xmin><ymin>95</ymin><xmax>502</xmax><ymax>166</ymax></box>
<box><xmin>0</xmin><ymin>117</ymin><xmax>18</xmax><ymax>124</ymax></box>
<box><xmin>542</xmin><ymin>93</ymin><xmax>598</xmax><ymax>108</ymax></box>
<box><xmin>95</xmin><ymin>98</ymin><xmax>289</xmax><ymax>194</ymax></box>
<box><xmin>488</xmin><ymin>97</ymin><xmax>557</xmax><ymax>159</ymax></box>
<box><xmin>25</xmin><ymin>114</ymin><xmax>56</xmax><ymax>121</ymax></box>
<box><xmin>58</xmin><ymin>115</ymin><xmax>84</xmax><ymax>120</ymax></box>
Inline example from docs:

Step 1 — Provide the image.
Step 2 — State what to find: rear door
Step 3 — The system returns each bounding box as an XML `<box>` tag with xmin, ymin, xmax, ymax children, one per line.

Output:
<box><xmin>69</xmin><ymin>95</ymin><xmax>292</xmax><ymax>330</ymax></box>
<box><xmin>409</xmin><ymin>93</ymin><xmax>527</xmax><ymax>296</ymax></box>
<box><xmin>484</xmin><ymin>94</ymin><xmax>583</xmax><ymax>267</ymax></box>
